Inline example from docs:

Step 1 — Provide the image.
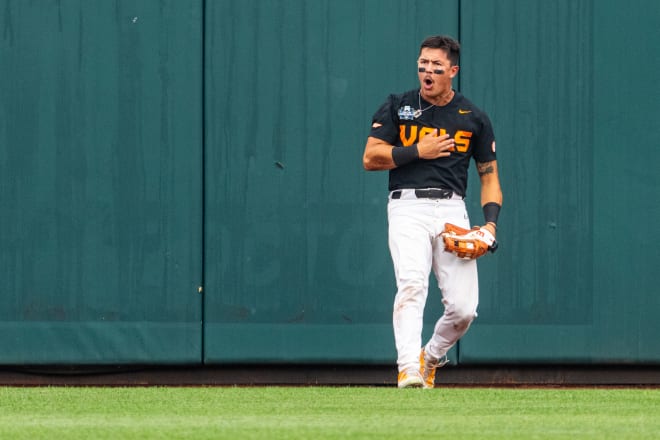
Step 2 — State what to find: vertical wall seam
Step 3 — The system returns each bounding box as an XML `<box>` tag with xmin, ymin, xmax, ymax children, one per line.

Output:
<box><xmin>200</xmin><ymin>0</ymin><xmax>207</xmax><ymax>365</ymax></box>
<box><xmin>455</xmin><ymin>0</ymin><xmax>462</xmax><ymax>365</ymax></box>
<box><xmin>456</xmin><ymin>0</ymin><xmax>462</xmax><ymax>93</ymax></box>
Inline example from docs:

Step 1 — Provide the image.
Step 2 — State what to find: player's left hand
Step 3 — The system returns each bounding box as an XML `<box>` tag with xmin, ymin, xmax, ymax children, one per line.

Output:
<box><xmin>440</xmin><ymin>223</ymin><xmax>498</xmax><ymax>259</ymax></box>
<box><xmin>481</xmin><ymin>222</ymin><xmax>497</xmax><ymax>237</ymax></box>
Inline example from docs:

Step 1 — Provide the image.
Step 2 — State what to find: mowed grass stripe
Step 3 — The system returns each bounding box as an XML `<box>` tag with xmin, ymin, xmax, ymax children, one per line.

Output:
<box><xmin>0</xmin><ymin>387</ymin><xmax>657</xmax><ymax>439</ymax></box>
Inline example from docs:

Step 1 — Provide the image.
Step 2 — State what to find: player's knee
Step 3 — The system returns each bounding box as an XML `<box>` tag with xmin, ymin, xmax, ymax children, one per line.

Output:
<box><xmin>448</xmin><ymin>303</ymin><xmax>476</xmax><ymax>331</ymax></box>
<box><xmin>394</xmin><ymin>281</ymin><xmax>426</xmax><ymax>308</ymax></box>
<box><xmin>453</xmin><ymin>314</ymin><xmax>474</xmax><ymax>332</ymax></box>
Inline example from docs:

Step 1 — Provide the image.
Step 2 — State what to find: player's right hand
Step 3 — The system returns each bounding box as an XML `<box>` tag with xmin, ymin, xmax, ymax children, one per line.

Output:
<box><xmin>417</xmin><ymin>130</ymin><xmax>455</xmax><ymax>159</ymax></box>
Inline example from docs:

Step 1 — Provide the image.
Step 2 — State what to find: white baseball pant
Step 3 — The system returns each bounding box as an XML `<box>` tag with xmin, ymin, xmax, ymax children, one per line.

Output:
<box><xmin>387</xmin><ymin>190</ymin><xmax>479</xmax><ymax>374</ymax></box>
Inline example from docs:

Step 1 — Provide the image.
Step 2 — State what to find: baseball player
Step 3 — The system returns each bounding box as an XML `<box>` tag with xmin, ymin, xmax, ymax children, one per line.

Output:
<box><xmin>362</xmin><ymin>35</ymin><xmax>502</xmax><ymax>388</ymax></box>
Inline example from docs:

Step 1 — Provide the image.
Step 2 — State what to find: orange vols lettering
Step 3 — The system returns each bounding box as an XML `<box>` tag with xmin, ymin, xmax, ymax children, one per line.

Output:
<box><xmin>400</xmin><ymin>125</ymin><xmax>448</xmax><ymax>146</ymax></box>
<box><xmin>454</xmin><ymin>130</ymin><xmax>472</xmax><ymax>153</ymax></box>
<box><xmin>419</xmin><ymin>127</ymin><xmax>435</xmax><ymax>138</ymax></box>
<box><xmin>399</xmin><ymin>125</ymin><xmax>418</xmax><ymax>146</ymax></box>
<box><xmin>400</xmin><ymin>125</ymin><xmax>470</xmax><ymax>151</ymax></box>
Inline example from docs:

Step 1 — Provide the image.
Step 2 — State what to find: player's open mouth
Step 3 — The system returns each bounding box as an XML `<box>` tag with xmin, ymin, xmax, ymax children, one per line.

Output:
<box><xmin>423</xmin><ymin>78</ymin><xmax>434</xmax><ymax>89</ymax></box>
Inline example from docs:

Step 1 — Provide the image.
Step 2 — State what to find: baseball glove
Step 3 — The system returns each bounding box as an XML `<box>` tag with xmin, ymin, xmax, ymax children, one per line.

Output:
<box><xmin>440</xmin><ymin>223</ymin><xmax>498</xmax><ymax>259</ymax></box>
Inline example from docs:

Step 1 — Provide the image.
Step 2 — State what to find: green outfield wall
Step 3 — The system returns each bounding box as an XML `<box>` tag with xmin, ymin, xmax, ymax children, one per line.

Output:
<box><xmin>0</xmin><ymin>0</ymin><xmax>203</xmax><ymax>363</ymax></box>
<box><xmin>1</xmin><ymin>0</ymin><xmax>658</xmax><ymax>365</ymax></box>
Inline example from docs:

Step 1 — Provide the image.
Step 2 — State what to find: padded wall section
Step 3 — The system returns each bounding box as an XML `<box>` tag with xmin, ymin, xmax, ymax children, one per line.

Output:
<box><xmin>203</xmin><ymin>0</ymin><xmax>459</xmax><ymax>363</ymax></box>
<box><xmin>458</xmin><ymin>0</ymin><xmax>660</xmax><ymax>363</ymax></box>
<box><xmin>0</xmin><ymin>0</ymin><xmax>203</xmax><ymax>364</ymax></box>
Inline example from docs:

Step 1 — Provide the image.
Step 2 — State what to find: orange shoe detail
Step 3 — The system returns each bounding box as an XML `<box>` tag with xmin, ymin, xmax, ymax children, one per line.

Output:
<box><xmin>397</xmin><ymin>369</ymin><xmax>423</xmax><ymax>388</ymax></box>
<box><xmin>419</xmin><ymin>349</ymin><xmax>436</xmax><ymax>389</ymax></box>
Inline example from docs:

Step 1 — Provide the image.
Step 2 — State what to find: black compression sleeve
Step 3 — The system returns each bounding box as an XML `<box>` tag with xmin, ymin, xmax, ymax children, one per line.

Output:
<box><xmin>391</xmin><ymin>144</ymin><xmax>419</xmax><ymax>167</ymax></box>
<box><xmin>483</xmin><ymin>202</ymin><xmax>501</xmax><ymax>225</ymax></box>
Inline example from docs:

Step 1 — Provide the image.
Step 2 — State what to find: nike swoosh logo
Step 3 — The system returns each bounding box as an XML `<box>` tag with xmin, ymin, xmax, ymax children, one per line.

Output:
<box><xmin>458</xmin><ymin>109</ymin><xmax>472</xmax><ymax>114</ymax></box>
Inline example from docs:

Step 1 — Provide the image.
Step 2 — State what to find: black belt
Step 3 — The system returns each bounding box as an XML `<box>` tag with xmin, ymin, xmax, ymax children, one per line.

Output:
<box><xmin>391</xmin><ymin>188</ymin><xmax>457</xmax><ymax>200</ymax></box>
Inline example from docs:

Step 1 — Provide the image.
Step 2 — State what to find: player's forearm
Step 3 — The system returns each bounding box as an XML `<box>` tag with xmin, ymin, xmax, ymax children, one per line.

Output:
<box><xmin>480</xmin><ymin>182</ymin><xmax>502</xmax><ymax>207</ymax></box>
<box><xmin>477</xmin><ymin>161</ymin><xmax>502</xmax><ymax>206</ymax></box>
<box><xmin>479</xmin><ymin>166</ymin><xmax>502</xmax><ymax>234</ymax></box>
<box><xmin>480</xmin><ymin>179</ymin><xmax>502</xmax><ymax>236</ymax></box>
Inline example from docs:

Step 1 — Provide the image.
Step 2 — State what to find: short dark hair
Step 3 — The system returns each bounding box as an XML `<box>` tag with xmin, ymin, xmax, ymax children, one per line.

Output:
<box><xmin>419</xmin><ymin>35</ymin><xmax>460</xmax><ymax>66</ymax></box>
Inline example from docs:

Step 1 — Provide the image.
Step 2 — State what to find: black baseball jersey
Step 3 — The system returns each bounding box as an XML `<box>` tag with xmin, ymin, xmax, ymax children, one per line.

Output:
<box><xmin>369</xmin><ymin>89</ymin><xmax>496</xmax><ymax>196</ymax></box>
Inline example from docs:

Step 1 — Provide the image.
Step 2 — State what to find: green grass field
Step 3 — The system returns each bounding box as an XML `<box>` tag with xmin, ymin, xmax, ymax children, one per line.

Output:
<box><xmin>0</xmin><ymin>386</ymin><xmax>658</xmax><ymax>439</ymax></box>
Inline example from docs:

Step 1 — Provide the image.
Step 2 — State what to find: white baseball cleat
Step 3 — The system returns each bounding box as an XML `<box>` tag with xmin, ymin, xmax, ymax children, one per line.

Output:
<box><xmin>397</xmin><ymin>369</ymin><xmax>423</xmax><ymax>388</ymax></box>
